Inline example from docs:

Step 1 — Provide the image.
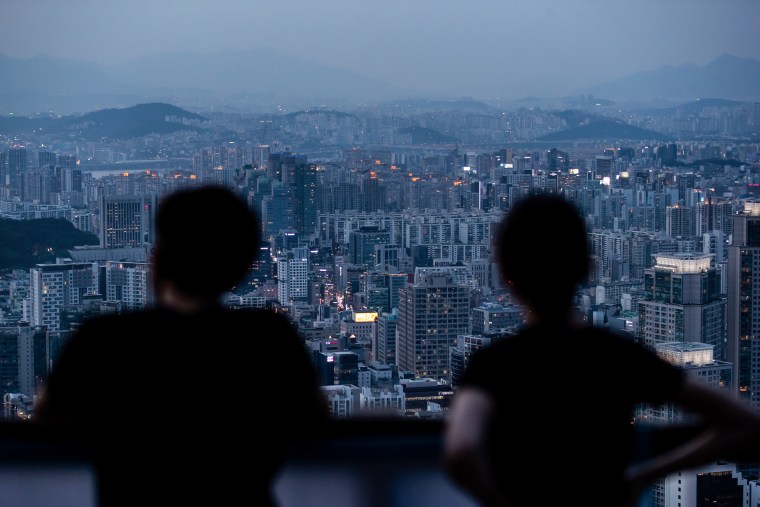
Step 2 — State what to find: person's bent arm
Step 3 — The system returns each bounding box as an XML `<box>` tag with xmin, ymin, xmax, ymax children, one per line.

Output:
<box><xmin>444</xmin><ymin>388</ymin><xmax>513</xmax><ymax>507</ymax></box>
<box><xmin>626</xmin><ymin>379</ymin><xmax>760</xmax><ymax>487</ymax></box>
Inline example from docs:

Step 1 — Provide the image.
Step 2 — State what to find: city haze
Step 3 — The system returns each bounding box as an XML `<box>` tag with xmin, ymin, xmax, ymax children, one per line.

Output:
<box><xmin>2</xmin><ymin>0</ymin><xmax>760</xmax><ymax>103</ymax></box>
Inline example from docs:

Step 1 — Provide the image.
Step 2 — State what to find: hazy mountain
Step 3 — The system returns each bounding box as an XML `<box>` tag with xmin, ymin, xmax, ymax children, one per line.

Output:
<box><xmin>539</xmin><ymin>111</ymin><xmax>672</xmax><ymax>142</ymax></box>
<box><xmin>0</xmin><ymin>49</ymin><xmax>419</xmax><ymax>114</ymax></box>
<box><xmin>0</xmin><ymin>103</ymin><xmax>206</xmax><ymax>140</ymax></box>
<box><xmin>113</xmin><ymin>48</ymin><xmax>418</xmax><ymax>104</ymax></box>
<box><xmin>584</xmin><ymin>54</ymin><xmax>760</xmax><ymax>102</ymax></box>
<box><xmin>634</xmin><ymin>97</ymin><xmax>749</xmax><ymax>117</ymax></box>
<box><xmin>0</xmin><ymin>53</ymin><xmax>166</xmax><ymax>114</ymax></box>
<box><xmin>398</xmin><ymin>126</ymin><xmax>458</xmax><ymax>145</ymax></box>
<box><xmin>68</xmin><ymin>102</ymin><xmax>207</xmax><ymax>139</ymax></box>
<box><xmin>2</xmin><ymin>51</ymin><xmax>758</xmax><ymax>114</ymax></box>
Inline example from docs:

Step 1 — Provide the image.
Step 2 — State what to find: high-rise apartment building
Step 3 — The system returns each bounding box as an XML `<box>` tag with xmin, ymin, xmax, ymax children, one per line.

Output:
<box><xmin>30</xmin><ymin>262</ymin><xmax>100</xmax><ymax>332</ymax></box>
<box><xmin>638</xmin><ymin>254</ymin><xmax>725</xmax><ymax>359</ymax></box>
<box><xmin>104</xmin><ymin>261</ymin><xmax>151</xmax><ymax>311</ymax></box>
<box><xmin>665</xmin><ymin>205</ymin><xmax>694</xmax><ymax>239</ymax></box>
<box><xmin>277</xmin><ymin>247</ymin><xmax>309</xmax><ymax>306</ymax></box>
<box><xmin>396</xmin><ymin>267</ymin><xmax>472</xmax><ymax>379</ymax></box>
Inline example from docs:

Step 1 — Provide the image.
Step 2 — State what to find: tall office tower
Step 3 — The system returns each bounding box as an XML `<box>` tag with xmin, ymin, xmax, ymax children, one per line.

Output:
<box><xmin>638</xmin><ymin>254</ymin><xmax>725</xmax><ymax>359</ymax></box>
<box><xmin>294</xmin><ymin>162</ymin><xmax>318</xmax><ymax>235</ymax></box>
<box><xmin>38</xmin><ymin>150</ymin><xmax>56</xmax><ymax>169</ymax></box>
<box><xmin>396</xmin><ymin>267</ymin><xmax>472</xmax><ymax>379</ymax></box>
<box><xmin>365</xmin><ymin>285</ymin><xmax>389</xmax><ymax>313</ymax></box>
<box><xmin>334</xmin><ymin>182</ymin><xmax>361</xmax><ymax>212</ymax></box>
<box><xmin>727</xmin><ymin>201</ymin><xmax>760</xmax><ymax>407</ymax></box>
<box><xmin>262</xmin><ymin>183</ymin><xmax>296</xmax><ymax>240</ymax></box>
<box><xmin>57</xmin><ymin>153</ymin><xmax>77</xmax><ymax>169</ymax></box>
<box><xmin>637</xmin><ymin>342</ymin><xmax>738</xmax><ymax>507</ymax></box>
<box><xmin>376</xmin><ymin>310</ymin><xmax>398</xmax><ymax>365</ymax></box>
<box><xmin>21</xmin><ymin>169</ymin><xmax>46</xmax><ymax>202</ymax></box>
<box><xmin>105</xmin><ymin>261</ymin><xmax>151</xmax><ymax>311</ymax></box>
<box><xmin>254</xmin><ymin>145</ymin><xmax>270</xmax><ymax>171</ymax></box>
<box><xmin>266</xmin><ymin>152</ymin><xmax>288</xmax><ymax>183</ymax></box>
<box><xmin>30</xmin><ymin>262</ymin><xmax>100</xmax><ymax>333</ymax></box>
<box><xmin>7</xmin><ymin>146</ymin><xmax>27</xmax><ymax>195</ymax></box>
<box><xmin>594</xmin><ymin>155</ymin><xmax>614</xmax><ymax>178</ymax></box>
<box><xmin>348</xmin><ymin>226</ymin><xmax>391</xmax><ymax>268</ymax></box>
<box><xmin>200</xmin><ymin>165</ymin><xmax>236</xmax><ymax>188</ymax></box>
<box><xmin>58</xmin><ymin>167</ymin><xmax>83</xmax><ymax>193</ymax></box>
<box><xmin>362</xmin><ymin>175</ymin><xmax>386</xmax><ymax>213</ymax></box>
<box><xmin>277</xmin><ymin>248</ymin><xmax>309</xmax><ymax>306</ymax></box>
<box><xmin>384</xmin><ymin>273</ymin><xmax>407</xmax><ymax>311</ymax></box>
<box><xmin>278</xmin><ymin>153</ymin><xmax>305</xmax><ymax>186</ymax></box>
<box><xmin>99</xmin><ymin>195</ymin><xmax>151</xmax><ymax>249</ymax></box>
<box><xmin>245</xmin><ymin>240</ymin><xmax>274</xmax><ymax>288</ymax></box>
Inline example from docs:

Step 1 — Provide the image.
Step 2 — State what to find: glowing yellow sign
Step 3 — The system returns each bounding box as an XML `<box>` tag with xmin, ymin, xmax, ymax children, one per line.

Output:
<box><xmin>354</xmin><ymin>312</ymin><xmax>378</xmax><ymax>323</ymax></box>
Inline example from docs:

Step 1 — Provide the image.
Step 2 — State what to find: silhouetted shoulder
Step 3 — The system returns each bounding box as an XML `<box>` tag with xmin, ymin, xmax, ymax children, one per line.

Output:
<box><xmin>460</xmin><ymin>324</ymin><xmax>685</xmax><ymax>406</ymax></box>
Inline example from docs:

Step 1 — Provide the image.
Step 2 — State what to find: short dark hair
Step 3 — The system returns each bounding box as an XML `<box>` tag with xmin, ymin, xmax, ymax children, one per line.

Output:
<box><xmin>153</xmin><ymin>185</ymin><xmax>261</xmax><ymax>299</ymax></box>
<box><xmin>495</xmin><ymin>192</ymin><xmax>589</xmax><ymax>315</ymax></box>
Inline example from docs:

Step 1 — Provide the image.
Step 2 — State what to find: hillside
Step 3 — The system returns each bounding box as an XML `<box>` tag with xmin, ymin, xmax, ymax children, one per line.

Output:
<box><xmin>0</xmin><ymin>218</ymin><xmax>99</xmax><ymax>270</ymax></box>
<box><xmin>0</xmin><ymin>102</ymin><xmax>207</xmax><ymax>140</ymax></box>
<box><xmin>398</xmin><ymin>126</ymin><xmax>459</xmax><ymax>145</ymax></box>
<box><xmin>539</xmin><ymin>110</ymin><xmax>672</xmax><ymax>142</ymax></box>
<box><xmin>67</xmin><ymin>102</ymin><xmax>207</xmax><ymax>139</ymax></box>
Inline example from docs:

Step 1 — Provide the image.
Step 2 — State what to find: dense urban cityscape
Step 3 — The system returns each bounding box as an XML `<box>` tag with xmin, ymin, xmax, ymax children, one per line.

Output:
<box><xmin>1</xmin><ymin>94</ymin><xmax>760</xmax><ymax>505</ymax></box>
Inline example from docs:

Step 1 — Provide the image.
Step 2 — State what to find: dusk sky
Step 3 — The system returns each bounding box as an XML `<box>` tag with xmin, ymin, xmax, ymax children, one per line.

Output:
<box><xmin>2</xmin><ymin>0</ymin><xmax>759</xmax><ymax>99</ymax></box>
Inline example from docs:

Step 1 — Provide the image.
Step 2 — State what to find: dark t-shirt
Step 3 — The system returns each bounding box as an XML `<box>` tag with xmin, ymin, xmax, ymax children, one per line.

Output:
<box><xmin>36</xmin><ymin>307</ymin><xmax>327</xmax><ymax>507</ymax></box>
<box><xmin>459</xmin><ymin>324</ymin><xmax>684</xmax><ymax>506</ymax></box>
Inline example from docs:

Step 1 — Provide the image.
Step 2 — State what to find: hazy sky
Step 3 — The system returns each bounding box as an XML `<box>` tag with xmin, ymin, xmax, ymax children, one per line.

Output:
<box><xmin>2</xmin><ymin>0</ymin><xmax>759</xmax><ymax>98</ymax></box>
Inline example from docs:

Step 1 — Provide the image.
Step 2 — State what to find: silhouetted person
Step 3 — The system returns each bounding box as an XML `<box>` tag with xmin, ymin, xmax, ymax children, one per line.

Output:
<box><xmin>444</xmin><ymin>192</ymin><xmax>760</xmax><ymax>507</ymax></box>
<box><xmin>35</xmin><ymin>185</ymin><xmax>328</xmax><ymax>507</ymax></box>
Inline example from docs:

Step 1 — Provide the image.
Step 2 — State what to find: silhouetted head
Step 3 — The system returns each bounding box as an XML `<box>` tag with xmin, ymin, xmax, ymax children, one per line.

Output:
<box><xmin>496</xmin><ymin>192</ymin><xmax>589</xmax><ymax>320</ymax></box>
<box><xmin>153</xmin><ymin>185</ymin><xmax>260</xmax><ymax>303</ymax></box>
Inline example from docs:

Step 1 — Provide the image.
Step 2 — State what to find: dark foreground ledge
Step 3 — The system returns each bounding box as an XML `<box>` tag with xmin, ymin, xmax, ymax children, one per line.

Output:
<box><xmin>0</xmin><ymin>419</ymin><xmax>755</xmax><ymax>507</ymax></box>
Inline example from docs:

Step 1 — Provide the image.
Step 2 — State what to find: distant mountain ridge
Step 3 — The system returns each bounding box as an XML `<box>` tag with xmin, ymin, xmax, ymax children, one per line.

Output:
<box><xmin>635</xmin><ymin>98</ymin><xmax>749</xmax><ymax>117</ymax></box>
<box><xmin>585</xmin><ymin>54</ymin><xmax>760</xmax><ymax>102</ymax></box>
<box><xmin>0</xmin><ymin>48</ymin><xmax>420</xmax><ymax>114</ymax></box>
<box><xmin>1</xmin><ymin>51</ymin><xmax>758</xmax><ymax>114</ymax></box>
<box><xmin>0</xmin><ymin>103</ymin><xmax>206</xmax><ymax>140</ymax></box>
